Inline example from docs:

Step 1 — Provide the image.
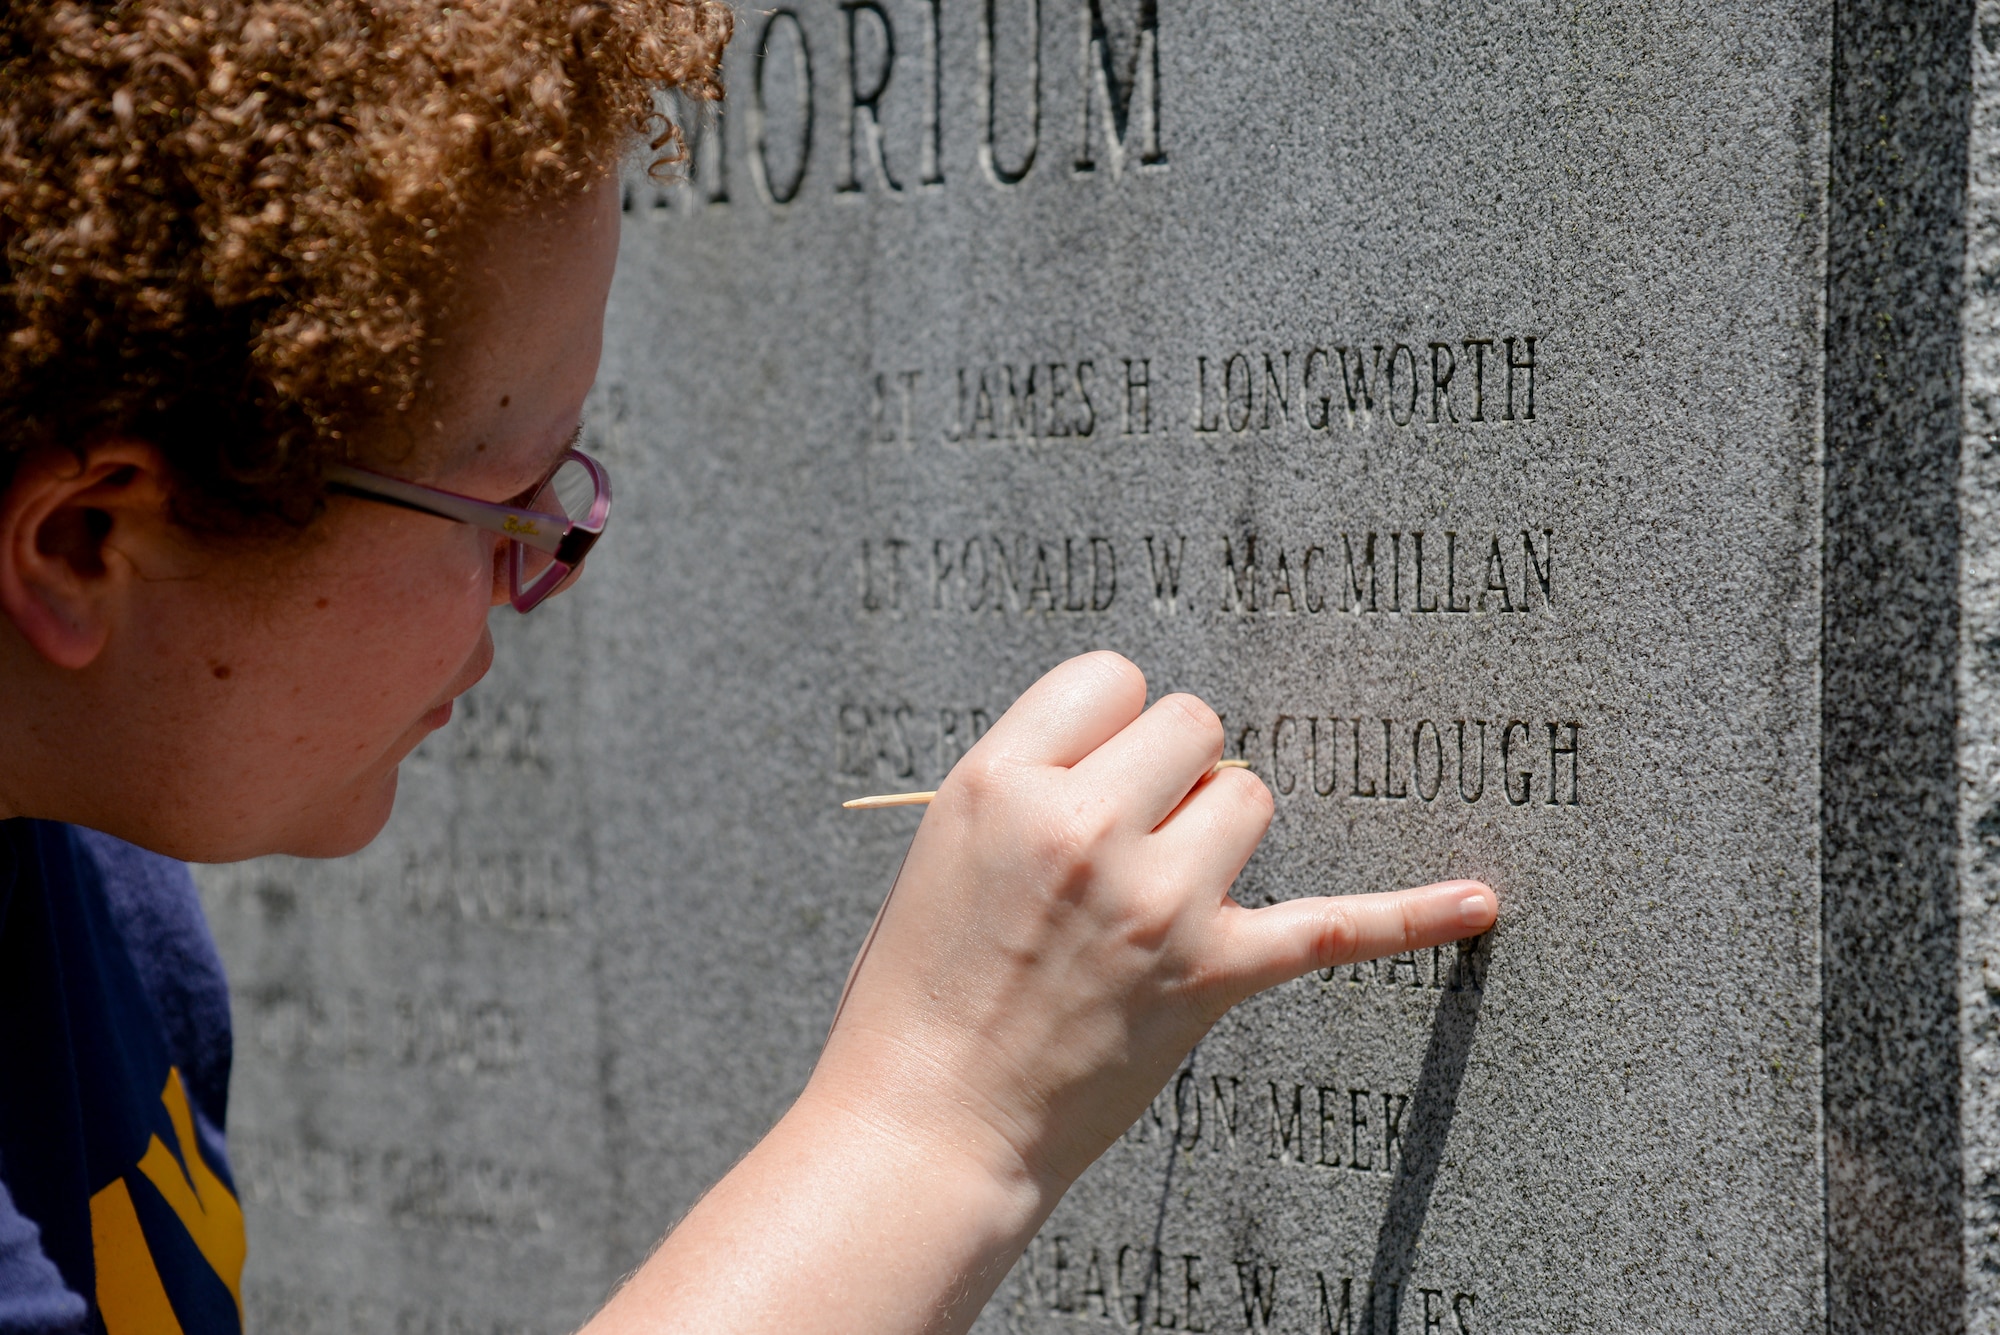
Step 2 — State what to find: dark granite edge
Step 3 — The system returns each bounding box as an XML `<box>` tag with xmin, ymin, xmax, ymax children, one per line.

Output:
<box><xmin>1824</xmin><ymin>1</ymin><xmax>1974</xmax><ymax>1329</ymax></box>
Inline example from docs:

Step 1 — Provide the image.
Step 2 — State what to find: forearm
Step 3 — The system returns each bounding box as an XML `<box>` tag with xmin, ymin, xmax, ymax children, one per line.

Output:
<box><xmin>584</xmin><ymin>1066</ymin><xmax>1056</xmax><ymax>1335</ymax></box>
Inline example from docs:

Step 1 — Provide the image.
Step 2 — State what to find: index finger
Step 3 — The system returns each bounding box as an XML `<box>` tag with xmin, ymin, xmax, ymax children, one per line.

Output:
<box><xmin>1216</xmin><ymin>880</ymin><xmax>1497</xmax><ymax>999</ymax></box>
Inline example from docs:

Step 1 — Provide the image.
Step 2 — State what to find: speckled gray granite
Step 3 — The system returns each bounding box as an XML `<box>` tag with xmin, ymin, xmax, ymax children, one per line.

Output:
<box><xmin>190</xmin><ymin>1</ymin><xmax>2000</xmax><ymax>1330</ymax></box>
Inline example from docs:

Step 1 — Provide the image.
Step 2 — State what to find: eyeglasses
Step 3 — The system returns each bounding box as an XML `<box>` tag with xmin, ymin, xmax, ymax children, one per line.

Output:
<box><xmin>324</xmin><ymin>449</ymin><xmax>612</xmax><ymax>613</ymax></box>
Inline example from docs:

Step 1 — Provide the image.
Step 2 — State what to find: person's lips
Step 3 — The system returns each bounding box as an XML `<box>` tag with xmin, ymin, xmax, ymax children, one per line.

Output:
<box><xmin>421</xmin><ymin>699</ymin><xmax>454</xmax><ymax>730</ymax></box>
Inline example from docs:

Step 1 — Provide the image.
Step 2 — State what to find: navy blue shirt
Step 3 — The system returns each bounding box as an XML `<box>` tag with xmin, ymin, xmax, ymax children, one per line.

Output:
<box><xmin>0</xmin><ymin>820</ymin><xmax>241</xmax><ymax>1334</ymax></box>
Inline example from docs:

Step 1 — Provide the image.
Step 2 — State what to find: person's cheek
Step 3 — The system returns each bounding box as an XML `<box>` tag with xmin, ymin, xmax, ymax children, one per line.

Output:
<box><xmin>431</xmin><ymin>530</ymin><xmax>503</xmax><ymax>625</ymax></box>
<box><xmin>378</xmin><ymin>531</ymin><xmax>498</xmax><ymax>711</ymax></box>
<box><xmin>446</xmin><ymin>537</ymin><xmax>503</xmax><ymax>676</ymax></box>
<box><xmin>491</xmin><ymin>538</ymin><xmax>511</xmax><ymax>607</ymax></box>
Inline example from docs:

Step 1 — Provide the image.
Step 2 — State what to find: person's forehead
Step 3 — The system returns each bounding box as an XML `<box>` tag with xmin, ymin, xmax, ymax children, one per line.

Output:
<box><xmin>393</xmin><ymin>187</ymin><xmax>617</xmax><ymax>485</ymax></box>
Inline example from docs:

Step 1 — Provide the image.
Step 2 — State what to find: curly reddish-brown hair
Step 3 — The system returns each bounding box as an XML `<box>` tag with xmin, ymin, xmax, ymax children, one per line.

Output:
<box><xmin>0</xmin><ymin>0</ymin><xmax>729</xmax><ymax>529</ymax></box>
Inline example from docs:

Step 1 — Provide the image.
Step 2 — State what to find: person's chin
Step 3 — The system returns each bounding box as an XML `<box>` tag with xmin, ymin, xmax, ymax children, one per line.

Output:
<box><xmin>275</xmin><ymin>768</ymin><xmax>401</xmax><ymax>859</ymax></box>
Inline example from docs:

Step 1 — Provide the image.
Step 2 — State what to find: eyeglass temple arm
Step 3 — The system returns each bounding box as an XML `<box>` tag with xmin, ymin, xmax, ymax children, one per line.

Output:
<box><xmin>324</xmin><ymin>464</ymin><xmax>570</xmax><ymax>556</ymax></box>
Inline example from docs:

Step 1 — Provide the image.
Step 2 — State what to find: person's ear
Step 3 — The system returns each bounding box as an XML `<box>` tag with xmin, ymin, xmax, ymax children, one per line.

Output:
<box><xmin>0</xmin><ymin>443</ymin><xmax>179</xmax><ymax>670</ymax></box>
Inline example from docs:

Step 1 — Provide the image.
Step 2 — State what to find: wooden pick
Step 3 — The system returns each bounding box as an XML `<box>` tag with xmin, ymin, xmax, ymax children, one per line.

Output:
<box><xmin>842</xmin><ymin>758</ymin><xmax>1251</xmax><ymax>810</ymax></box>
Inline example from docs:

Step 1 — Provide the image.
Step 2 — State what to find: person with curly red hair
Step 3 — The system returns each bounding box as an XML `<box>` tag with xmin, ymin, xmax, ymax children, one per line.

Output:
<box><xmin>0</xmin><ymin>4</ymin><xmax>1495</xmax><ymax>1331</ymax></box>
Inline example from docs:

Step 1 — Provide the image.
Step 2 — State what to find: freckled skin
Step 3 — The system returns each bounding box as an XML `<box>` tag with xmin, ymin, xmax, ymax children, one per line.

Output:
<box><xmin>0</xmin><ymin>183</ymin><xmax>621</xmax><ymax>859</ymax></box>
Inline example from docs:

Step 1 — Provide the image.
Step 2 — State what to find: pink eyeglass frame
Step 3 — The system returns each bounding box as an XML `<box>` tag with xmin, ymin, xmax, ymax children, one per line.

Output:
<box><xmin>323</xmin><ymin>448</ymin><xmax>613</xmax><ymax>613</ymax></box>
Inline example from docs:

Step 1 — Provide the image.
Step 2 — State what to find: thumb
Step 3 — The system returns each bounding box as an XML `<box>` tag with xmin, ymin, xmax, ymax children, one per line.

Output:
<box><xmin>1216</xmin><ymin>880</ymin><xmax>1497</xmax><ymax>999</ymax></box>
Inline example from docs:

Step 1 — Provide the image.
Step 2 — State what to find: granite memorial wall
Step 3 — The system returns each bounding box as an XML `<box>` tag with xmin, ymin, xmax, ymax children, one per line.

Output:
<box><xmin>196</xmin><ymin>0</ymin><xmax>2000</xmax><ymax>1329</ymax></box>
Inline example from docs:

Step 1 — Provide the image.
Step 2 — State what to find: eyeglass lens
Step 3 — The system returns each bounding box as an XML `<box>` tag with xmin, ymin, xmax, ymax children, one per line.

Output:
<box><xmin>516</xmin><ymin>458</ymin><xmax>596</xmax><ymax>588</ymax></box>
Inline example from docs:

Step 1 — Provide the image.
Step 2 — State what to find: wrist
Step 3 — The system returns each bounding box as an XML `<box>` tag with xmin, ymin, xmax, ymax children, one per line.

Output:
<box><xmin>800</xmin><ymin>1025</ymin><xmax>1068</xmax><ymax>1243</ymax></box>
<box><xmin>597</xmin><ymin>1028</ymin><xmax>1071</xmax><ymax>1334</ymax></box>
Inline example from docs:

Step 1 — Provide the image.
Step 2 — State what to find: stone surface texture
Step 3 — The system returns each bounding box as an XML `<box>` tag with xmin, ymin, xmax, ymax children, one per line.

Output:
<box><xmin>1963</xmin><ymin>6</ymin><xmax>2000</xmax><ymax>1334</ymax></box>
<box><xmin>190</xmin><ymin>0</ymin><xmax>2000</xmax><ymax>1330</ymax></box>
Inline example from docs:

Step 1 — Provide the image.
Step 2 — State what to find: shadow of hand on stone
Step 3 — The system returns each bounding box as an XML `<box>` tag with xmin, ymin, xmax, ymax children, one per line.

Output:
<box><xmin>1363</xmin><ymin>935</ymin><xmax>1489</xmax><ymax>1332</ymax></box>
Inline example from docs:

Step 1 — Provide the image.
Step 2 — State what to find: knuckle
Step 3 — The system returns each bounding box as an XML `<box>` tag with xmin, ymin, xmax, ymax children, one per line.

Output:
<box><xmin>1311</xmin><ymin>905</ymin><xmax>1361</xmax><ymax>968</ymax></box>
<box><xmin>1158</xmin><ymin>693</ymin><xmax>1223</xmax><ymax>750</ymax></box>
<box><xmin>1228</xmin><ymin>768</ymin><xmax>1275</xmax><ymax>817</ymax></box>
<box><xmin>1072</xmin><ymin>650</ymin><xmax>1146</xmax><ymax>706</ymax></box>
<box><xmin>1027</xmin><ymin>801</ymin><xmax>1111</xmax><ymax>875</ymax></box>
<box><xmin>947</xmin><ymin>751</ymin><xmax>1009</xmax><ymax>808</ymax></box>
<box><xmin>1398</xmin><ymin>896</ymin><xmax>1425</xmax><ymax>949</ymax></box>
<box><xmin>1205</xmin><ymin>768</ymin><xmax>1274</xmax><ymax>829</ymax></box>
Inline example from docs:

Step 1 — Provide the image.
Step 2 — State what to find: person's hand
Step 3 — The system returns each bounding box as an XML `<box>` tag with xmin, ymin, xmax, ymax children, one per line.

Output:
<box><xmin>592</xmin><ymin>650</ymin><xmax>1496</xmax><ymax>1335</ymax></box>
<box><xmin>810</xmin><ymin>650</ymin><xmax>1498</xmax><ymax>1204</ymax></box>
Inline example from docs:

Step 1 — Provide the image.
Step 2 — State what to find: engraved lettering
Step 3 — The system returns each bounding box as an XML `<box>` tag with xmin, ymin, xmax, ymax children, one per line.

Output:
<box><xmin>1080</xmin><ymin>1248</ymin><xmax>1113</xmax><ymax>1318</ymax></box>
<box><xmin>1233</xmin><ymin>1258</ymin><xmax>1281</xmax><ymax>1333</ymax></box>
<box><xmin>752</xmin><ymin>10</ymin><xmax>814</xmax><ymax>205</ymax></box>
<box><xmin>1317</xmin><ymin>1273</ymin><xmax>1356</xmax><ymax>1335</ymax></box>
<box><xmin>1548</xmin><ymin>721</ymin><xmax>1581</xmax><ymax>806</ymax></box>
<box><xmin>1269</xmin><ymin>547</ymin><xmax>1299</xmax><ymax>613</ymax></box>
<box><xmin>1122</xmin><ymin>357</ymin><xmax>1151</xmax><ymax>434</ymax></box>
<box><xmin>1349</xmin><ymin>1091</ymin><xmax>1373</xmax><ymax>1171</ymax></box>
<box><xmin>1504</xmin><ymin>335</ymin><xmax>1536</xmax><ymax>420</ymax></box>
<box><xmin>1480</xmin><ymin>535</ymin><xmax>1514</xmax><ymax>612</ymax></box>
<box><xmin>1260</xmin><ymin>350</ymin><xmax>1293</xmax><ymax>429</ymax></box>
<box><xmin>1342</xmin><ymin>534</ymin><xmax>1377</xmax><ymax>612</ymax></box>
<box><xmin>1193</xmin><ymin>355</ymin><xmax>1221</xmax><ymax>433</ymax></box>
<box><xmin>1413</xmin><ymin>531</ymin><xmax>1436</xmax><ymax>613</ymax></box>
<box><xmin>1315</xmin><ymin>1084</ymin><xmax>1342</xmax><ymax>1167</ymax></box>
<box><xmin>1220</xmin><ymin>712</ymin><xmax>1578</xmax><ymax>814</ymax></box>
<box><xmin>1385</xmin><ymin>343</ymin><xmax>1418</xmax><ymax>426</ymax></box>
<box><xmin>840</xmin><ymin>1</ymin><xmax>900</xmax><ymax>193</ymax></box>
<box><xmin>1173</xmin><ymin>1068</ymin><xmax>1203</xmax><ymax>1149</ymax></box>
<box><xmin>919</xmin><ymin>0</ymin><xmax>944</xmax><ymax>183</ymax></box>
<box><xmin>1445</xmin><ymin>532</ymin><xmax>1471</xmax><ymax>612</ymax></box>
<box><xmin>1308</xmin><ymin>717</ymin><xmax>1338</xmax><ymax>797</ymax></box>
<box><xmin>1412</xmin><ymin>719</ymin><xmax>1444</xmax><ymax>801</ymax></box>
<box><xmin>1382</xmin><ymin>1091</ymin><xmax>1408</xmax><ymax>1173</ymax></box>
<box><xmin>1524</xmin><ymin>528</ymin><xmax>1554</xmax><ymax>606</ymax></box>
<box><xmin>1381</xmin><ymin>718</ymin><xmax>1408</xmax><ymax>799</ymax></box>
<box><xmin>859</xmin><ymin>536</ymin><xmax>909</xmax><ymax>612</ymax></box>
<box><xmin>1225</xmin><ymin>352</ymin><xmax>1253</xmax><ymax>432</ymax></box>
<box><xmin>1349</xmin><ymin>717</ymin><xmax>1377</xmax><ymax>798</ymax></box>
<box><xmin>1222</xmin><ymin>535</ymin><xmax>1259</xmax><ymax>612</ymax></box>
<box><xmin>1428</xmin><ymin>342</ymin><xmax>1457</xmax><ymax>423</ymax></box>
<box><xmin>1462</xmin><ymin>338</ymin><xmax>1492</xmax><ymax>420</ymax></box>
<box><xmin>1456</xmin><ymin>720</ymin><xmax>1488</xmax><ymax>803</ymax></box>
<box><xmin>1337</xmin><ymin>345</ymin><xmax>1376</xmax><ymax>422</ymax></box>
<box><xmin>1145</xmin><ymin>534</ymin><xmax>1185</xmax><ymax>611</ymax></box>
<box><xmin>1503</xmin><ymin>720</ymin><xmax>1532</xmax><ymax>805</ymax></box>
<box><xmin>1074</xmin><ymin>0</ymin><xmax>1164</xmax><ymax>174</ymax></box>
<box><xmin>1272</xmin><ymin>715</ymin><xmax>1299</xmax><ymax>796</ymax></box>
<box><xmin>1303</xmin><ymin>347</ymin><xmax>1333</xmax><ymax>430</ymax></box>
<box><xmin>1269</xmin><ymin>1082</ymin><xmax>1308</xmax><ymax>1163</ymax></box>
<box><xmin>980</xmin><ymin>0</ymin><xmax>1040</xmax><ymax>184</ymax></box>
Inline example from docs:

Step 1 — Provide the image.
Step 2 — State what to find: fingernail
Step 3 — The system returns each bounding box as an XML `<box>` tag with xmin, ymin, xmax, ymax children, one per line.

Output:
<box><xmin>1459</xmin><ymin>893</ymin><xmax>1495</xmax><ymax>928</ymax></box>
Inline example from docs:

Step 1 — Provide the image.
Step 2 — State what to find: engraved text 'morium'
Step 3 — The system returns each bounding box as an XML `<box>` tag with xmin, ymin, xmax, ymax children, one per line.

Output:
<box><xmin>626</xmin><ymin>0</ymin><xmax>1164</xmax><ymax>212</ymax></box>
